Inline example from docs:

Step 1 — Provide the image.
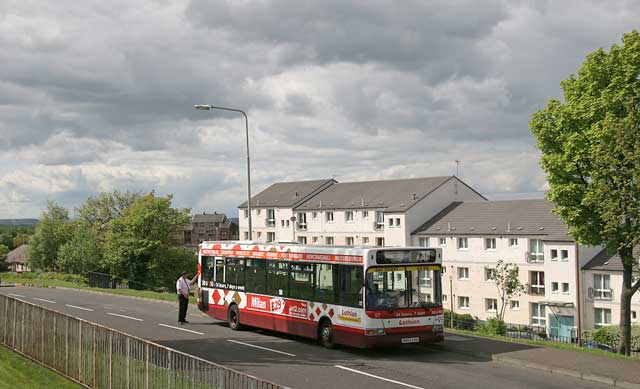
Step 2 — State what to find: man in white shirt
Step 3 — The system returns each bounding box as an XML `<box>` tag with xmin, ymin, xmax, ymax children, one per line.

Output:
<box><xmin>176</xmin><ymin>271</ymin><xmax>196</xmax><ymax>324</ymax></box>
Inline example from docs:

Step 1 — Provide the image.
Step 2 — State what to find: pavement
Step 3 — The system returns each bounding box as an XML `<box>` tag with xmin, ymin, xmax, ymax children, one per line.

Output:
<box><xmin>0</xmin><ymin>286</ymin><xmax>632</xmax><ymax>389</ymax></box>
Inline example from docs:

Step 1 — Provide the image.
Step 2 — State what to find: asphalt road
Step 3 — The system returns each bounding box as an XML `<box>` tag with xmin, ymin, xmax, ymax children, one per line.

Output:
<box><xmin>1</xmin><ymin>286</ymin><xmax>609</xmax><ymax>389</ymax></box>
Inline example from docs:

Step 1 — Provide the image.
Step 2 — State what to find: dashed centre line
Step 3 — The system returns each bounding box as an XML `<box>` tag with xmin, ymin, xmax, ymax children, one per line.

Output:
<box><xmin>8</xmin><ymin>293</ymin><xmax>26</xmax><ymax>298</ymax></box>
<box><xmin>106</xmin><ymin>312</ymin><xmax>144</xmax><ymax>321</ymax></box>
<box><xmin>333</xmin><ymin>365</ymin><xmax>424</xmax><ymax>389</ymax></box>
<box><xmin>227</xmin><ymin>339</ymin><xmax>296</xmax><ymax>357</ymax></box>
<box><xmin>65</xmin><ymin>304</ymin><xmax>94</xmax><ymax>312</ymax></box>
<box><xmin>32</xmin><ymin>298</ymin><xmax>56</xmax><ymax>304</ymax></box>
<box><xmin>158</xmin><ymin>323</ymin><xmax>204</xmax><ymax>335</ymax></box>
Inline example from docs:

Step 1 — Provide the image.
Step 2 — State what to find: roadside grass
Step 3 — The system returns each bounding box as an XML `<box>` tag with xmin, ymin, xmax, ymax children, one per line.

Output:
<box><xmin>446</xmin><ymin>328</ymin><xmax>639</xmax><ymax>361</ymax></box>
<box><xmin>1</xmin><ymin>272</ymin><xmax>195</xmax><ymax>304</ymax></box>
<box><xmin>0</xmin><ymin>345</ymin><xmax>81</xmax><ymax>389</ymax></box>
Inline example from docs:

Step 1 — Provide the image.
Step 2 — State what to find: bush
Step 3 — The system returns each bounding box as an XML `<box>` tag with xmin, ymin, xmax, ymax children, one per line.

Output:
<box><xmin>586</xmin><ymin>325</ymin><xmax>640</xmax><ymax>351</ymax></box>
<box><xmin>476</xmin><ymin>317</ymin><xmax>507</xmax><ymax>336</ymax></box>
<box><xmin>444</xmin><ymin>310</ymin><xmax>477</xmax><ymax>330</ymax></box>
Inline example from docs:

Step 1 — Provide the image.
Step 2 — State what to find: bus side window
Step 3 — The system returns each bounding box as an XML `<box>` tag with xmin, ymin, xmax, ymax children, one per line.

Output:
<box><xmin>267</xmin><ymin>260</ymin><xmax>288</xmax><ymax>297</ymax></box>
<box><xmin>289</xmin><ymin>263</ymin><xmax>314</xmax><ymax>300</ymax></box>
<box><xmin>245</xmin><ymin>258</ymin><xmax>266</xmax><ymax>294</ymax></box>
<box><xmin>215</xmin><ymin>258</ymin><xmax>225</xmax><ymax>284</ymax></box>
<box><xmin>225</xmin><ymin>258</ymin><xmax>245</xmax><ymax>287</ymax></box>
<box><xmin>315</xmin><ymin>263</ymin><xmax>337</xmax><ymax>304</ymax></box>
<box><xmin>339</xmin><ymin>265</ymin><xmax>364</xmax><ymax>308</ymax></box>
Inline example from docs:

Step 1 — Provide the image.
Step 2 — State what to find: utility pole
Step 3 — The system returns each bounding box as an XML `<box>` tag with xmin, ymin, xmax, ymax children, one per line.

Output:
<box><xmin>455</xmin><ymin>160</ymin><xmax>460</xmax><ymax>177</ymax></box>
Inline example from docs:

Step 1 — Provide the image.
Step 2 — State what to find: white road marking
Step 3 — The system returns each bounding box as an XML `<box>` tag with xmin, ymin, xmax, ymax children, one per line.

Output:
<box><xmin>158</xmin><ymin>323</ymin><xmax>204</xmax><ymax>335</ymax></box>
<box><xmin>227</xmin><ymin>339</ymin><xmax>296</xmax><ymax>357</ymax></box>
<box><xmin>106</xmin><ymin>312</ymin><xmax>144</xmax><ymax>322</ymax></box>
<box><xmin>8</xmin><ymin>293</ymin><xmax>26</xmax><ymax>298</ymax></box>
<box><xmin>65</xmin><ymin>304</ymin><xmax>94</xmax><ymax>312</ymax></box>
<box><xmin>32</xmin><ymin>298</ymin><xmax>56</xmax><ymax>304</ymax></box>
<box><xmin>333</xmin><ymin>365</ymin><xmax>424</xmax><ymax>389</ymax></box>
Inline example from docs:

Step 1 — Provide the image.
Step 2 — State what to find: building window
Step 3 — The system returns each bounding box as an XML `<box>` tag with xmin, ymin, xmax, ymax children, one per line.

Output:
<box><xmin>594</xmin><ymin>308</ymin><xmax>612</xmax><ymax>327</ymax></box>
<box><xmin>298</xmin><ymin>236</ymin><xmax>307</xmax><ymax>244</ymax></box>
<box><xmin>257</xmin><ymin>232</ymin><xmax>262</xmax><ymax>238</ymax></box>
<box><xmin>345</xmin><ymin>236</ymin><xmax>354</xmax><ymax>246</ymax></box>
<box><xmin>457</xmin><ymin>237</ymin><xmax>468</xmax><ymax>250</ymax></box>
<box><xmin>529</xmin><ymin>239</ymin><xmax>544</xmax><ymax>262</ymax></box>
<box><xmin>395</xmin><ymin>218</ymin><xmax>401</xmax><ymax>227</ymax></box>
<box><xmin>485</xmin><ymin>238</ymin><xmax>496</xmax><ymax>250</ymax></box>
<box><xmin>633</xmin><ymin>311</ymin><xmax>637</xmax><ymax>321</ymax></box>
<box><xmin>388</xmin><ymin>218</ymin><xmax>394</xmax><ymax>227</ymax></box>
<box><xmin>593</xmin><ymin>274</ymin><xmax>612</xmax><ymax>299</ymax></box>
<box><xmin>266</xmin><ymin>209</ymin><xmax>275</xmax><ymax>227</ymax></box>
<box><xmin>550</xmin><ymin>249</ymin><xmax>558</xmax><ymax>260</ymax></box>
<box><xmin>441</xmin><ymin>266</ymin><xmax>447</xmax><ymax>274</ymax></box>
<box><xmin>266</xmin><ymin>232</ymin><xmax>275</xmax><ymax>242</ymax></box>
<box><xmin>244</xmin><ymin>209</ymin><xmax>249</xmax><ymax>218</ymax></box>
<box><xmin>419</xmin><ymin>237</ymin><xmax>429</xmax><ymax>247</ymax></box>
<box><xmin>362</xmin><ymin>211</ymin><xmax>369</xmax><ymax>219</ymax></box>
<box><xmin>458</xmin><ymin>267</ymin><xmax>469</xmax><ymax>280</ymax></box>
<box><xmin>375</xmin><ymin>211</ymin><xmax>384</xmax><ymax>230</ymax></box>
<box><xmin>510</xmin><ymin>300</ymin><xmax>520</xmax><ymax>310</ymax></box>
<box><xmin>442</xmin><ymin>294</ymin><xmax>448</xmax><ymax>303</ymax></box>
<box><xmin>562</xmin><ymin>282</ymin><xmax>569</xmax><ymax>294</ymax></box>
<box><xmin>312</xmin><ymin>212</ymin><xmax>318</xmax><ymax>220</ymax></box>
<box><xmin>243</xmin><ymin>232</ymin><xmax>249</xmax><ymax>240</ymax></box>
<box><xmin>297</xmin><ymin>212</ymin><xmax>307</xmax><ymax>230</ymax></box>
<box><xmin>362</xmin><ymin>237</ymin><xmax>369</xmax><ymax>245</ymax></box>
<box><xmin>345</xmin><ymin>211</ymin><xmax>354</xmax><ymax>222</ymax></box>
<box><xmin>376</xmin><ymin>237</ymin><xmax>385</xmax><ymax>246</ymax></box>
<box><xmin>509</xmin><ymin>238</ymin><xmax>519</xmax><ymax>247</ymax></box>
<box><xmin>312</xmin><ymin>236</ymin><xmax>318</xmax><ymax>244</ymax></box>
<box><xmin>458</xmin><ymin>296</ymin><xmax>470</xmax><ymax>309</ymax></box>
<box><xmin>561</xmin><ymin>250</ymin><xmax>569</xmax><ymax>261</ymax></box>
<box><xmin>485</xmin><ymin>268</ymin><xmax>496</xmax><ymax>281</ymax></box>
<box><xmin>551</xmin><ymin>282</ymin><xmax>559</xmax><ymax>294</ymax></box>
<box><xmin>530</xmin><ymin>271</ymin><xmax>545</xmax><ymax>295</ymax></box>
<box><xmin>325</xmin><ymin>236</ymin><xmax>334</xmax><ymax>245</ymax></box>
<box><xmin>257</xmin><ymin>209</ymin><xmax>261</xmax><ymax>216</ymax></box>
<box><xmin>439</xmin><ymin>237</ymin><xmax>446</xmax><ymax>246</ymax></box>
<box><xmin>531</xmin><ymin>303</ymin><xmax>546</xmax><ymax>327</ymax></box>
<box><xmin>485</xmin><ymin>298</ymin><xmax>498</xmax><ymax>312</ymax></box>
<box><xmin>326</xmin><ymin>212</ymin><xmax>334</xmax><ymax>222</ymax></box>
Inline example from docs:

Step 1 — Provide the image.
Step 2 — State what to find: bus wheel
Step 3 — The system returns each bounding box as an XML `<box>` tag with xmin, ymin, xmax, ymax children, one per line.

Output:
<box><xmin>319</xmin><ymin>320</ymin><xmax>335</xmax><ymax>349</ymax></box>
<box><xmin>228</xmin><ymin>305</ymin><xmax>242</xmax><ymax>331</ymax></box>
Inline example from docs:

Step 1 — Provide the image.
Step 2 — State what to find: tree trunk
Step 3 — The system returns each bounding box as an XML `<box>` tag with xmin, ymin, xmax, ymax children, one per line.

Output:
<box><xmin>619</xmin><ymin>248</ymin><xmax>634</xmax><ymax>356</ymax></box>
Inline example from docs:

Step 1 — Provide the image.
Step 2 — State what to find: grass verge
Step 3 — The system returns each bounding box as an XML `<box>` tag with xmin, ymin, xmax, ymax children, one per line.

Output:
<box><xmin>1</xmin><ymin>272</ymin><xmax>195</xmax><ymax>304</ymax></box>
<box><xmin>446</xmin><ymin>328</ymin><xmax>639</xmax><ymax>361</ymax></box>
<box><xmin>0</xmin><ymin>344</ymin><xmax>81</xmax><ymax>389</ymax></box>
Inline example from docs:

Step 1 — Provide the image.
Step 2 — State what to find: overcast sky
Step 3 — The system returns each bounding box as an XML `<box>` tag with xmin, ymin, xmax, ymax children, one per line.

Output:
<box><xmin>0</xmin><ymin>0</ymin><xmax>638</xmax><ymax>218</ymax></box>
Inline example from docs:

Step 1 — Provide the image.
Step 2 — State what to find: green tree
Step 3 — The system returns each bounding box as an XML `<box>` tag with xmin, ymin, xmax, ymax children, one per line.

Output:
<box><xmin>57</xmin><ymin>221</ymin><xmax>102</xmax><ymax>275</ymax></box>
<box><xmin>12</xmin><ymin>233</ymin><xmax>30</xmax><ymax>248</ymax></box>
<box><xmin>530</xmin><ymin>30</ymin><xmax>640</xmax><ymax>355</ymax></box>
<box><xmin>77</xmin><ymin>190</ymin><xmax>140</xmax><ymax>243</ymax></box>
<box><xmin>489</xmin><ymin>260</ymin><xmax>526</xmax><ymax>322</ymax></box>
<box><xmin>27</xmin><ymin>202</ymin><xmax>73</xmax><ymax>271</ymax></box>
<box><xmin>104</xmin><ymin>193</ymin><xmax>190</xmax><ymax>283</ymax></box>
<box><xmin>0</xmin><ymin>244</ymin><xmax>9</xmax><ymax>271</ymax></box>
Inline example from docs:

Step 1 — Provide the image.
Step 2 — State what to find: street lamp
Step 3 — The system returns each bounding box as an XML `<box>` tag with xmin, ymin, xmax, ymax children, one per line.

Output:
<box><xmin>193</xmin><ymin>104</ymin><xmax>253</xmax><ymax>240</ymax></box>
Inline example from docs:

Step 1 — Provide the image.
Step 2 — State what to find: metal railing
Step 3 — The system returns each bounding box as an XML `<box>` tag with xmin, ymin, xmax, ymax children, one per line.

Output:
<box><xmin>0</xmin><ymin>294</ymin><xmax>284</xmax><ymax>389</ymax></box>
<box><xmin>87</xmin><ymin>272</ymin><xmax>166</xmax><ymax>293</ymax></box>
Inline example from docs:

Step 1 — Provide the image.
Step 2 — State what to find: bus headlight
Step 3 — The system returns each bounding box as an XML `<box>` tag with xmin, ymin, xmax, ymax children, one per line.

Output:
<box><xmin>365</xmin><ymin>328</ymin><xmax>386</xmax><ymax>336</ymax></box>
<box><xmin>432</xmin><ymin>324</ymin><xmax>443</xmax><ymax>333</ymax></box>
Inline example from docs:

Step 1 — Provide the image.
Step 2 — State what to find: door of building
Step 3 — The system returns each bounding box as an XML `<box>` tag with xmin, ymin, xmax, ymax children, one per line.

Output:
<box><xmin>549</xmin><ymin>315</ymin><xmax>574</xmax><ymax>341</ymax></box>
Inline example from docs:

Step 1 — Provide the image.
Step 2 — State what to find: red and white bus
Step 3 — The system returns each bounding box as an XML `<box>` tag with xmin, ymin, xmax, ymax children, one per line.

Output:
<box><xmin>196</xmin><ymin>242</ymin><xmax>444</xmax><ymax>348</ymax></box>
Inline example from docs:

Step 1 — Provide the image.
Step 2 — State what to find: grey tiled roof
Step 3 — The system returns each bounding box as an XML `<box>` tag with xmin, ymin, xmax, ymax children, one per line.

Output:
<box><xmin>294</xmin><ymin>176</ymin><xmax>468</xmax><ymax>212</ymax></box>
<box><xmin>582</xmin><ymin>246</ymin><xmax>640</xmax><ymax>272</ymax></box>
<box><xmin>412</xmin><ymin>199</ymin><xmax>573</xmax><ymax>241</ymax></box>
<box><xmin>192</xmin><ymin>213</ymin><xmax>227</xmax><ymax>224</ymax></box>
<box><xmin>238</xmin><ymin>179</ymin><xmax>336</xmax><ymax>208</ymax></box>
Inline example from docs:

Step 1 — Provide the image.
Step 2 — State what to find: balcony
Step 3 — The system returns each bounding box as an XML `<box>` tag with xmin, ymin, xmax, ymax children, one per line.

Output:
<box><xmin>296</xmin><ymin>223</ymin><xmax>307</xmax><ymax>231</ymax></box>
<box><xmin>373</xmin><ymin>221</ymin><xmax>384</xmax><ymax>231</ymax></box>
<box><xmin>529</xmin><ymin>285</ymin><xmax>545</xmax><ymax>295</ymax></box>
<box><xmin>592</xmin><ymin>288</ymin><xmax>614</xmax><ymax>301</ymax></box>
<box><xmin>266</xmin><ymin>219</ymin><xmax>276</xmax><ymax>227</ymax></box>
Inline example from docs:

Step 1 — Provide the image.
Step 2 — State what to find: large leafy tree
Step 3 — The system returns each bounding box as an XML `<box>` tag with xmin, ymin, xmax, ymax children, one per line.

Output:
<box><xmin>77</xmin><ymin>190</ymin><xmax>140</xmax><ymax>242</ymax></box>
<box><xmin>0</xmin><ymin>244</ymin><xmax>9</xmax><ymax>271</ymax></box>
<box><xmin>530</xmin><ymin>31</ymin><xmax>640</xmax><ymax>355</ymax></box>
<box><xmin>104</xmin><ymin>193</ymin><xmax>190</xmax><ymax>284</ymax></box>
<box><xmin>27</xmin><ymin>202</ymin><xmax>74</xmax><ymax>271</ymax></box>
<box><xmin>57</xmin><ymin>221</ymin><xmax>102</xmax><ymax>275</ymax></box>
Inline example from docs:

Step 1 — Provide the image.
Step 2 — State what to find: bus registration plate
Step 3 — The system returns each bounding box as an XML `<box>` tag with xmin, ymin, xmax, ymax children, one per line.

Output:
<box><xmin>401</xmin><ymin>337</ymin><xmax>420</xmax><ymax>344</ymax></box>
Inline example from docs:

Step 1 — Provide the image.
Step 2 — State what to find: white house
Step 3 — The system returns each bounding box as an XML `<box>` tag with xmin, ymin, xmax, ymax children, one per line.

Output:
<box><xmin>411</xmin><ymin>199</ymin><xmax>602</xmax><ymax>336</ymax></box>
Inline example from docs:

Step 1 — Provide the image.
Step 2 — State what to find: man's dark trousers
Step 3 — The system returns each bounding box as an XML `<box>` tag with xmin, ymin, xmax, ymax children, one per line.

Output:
<box><xmin>178</xmin><ymin>294</ymin><xmax>188</xmax><ymax>322</ymax></box>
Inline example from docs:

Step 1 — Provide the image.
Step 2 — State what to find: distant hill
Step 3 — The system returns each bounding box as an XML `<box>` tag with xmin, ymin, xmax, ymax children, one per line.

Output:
<box><xmin>0</xmin><ymin>219</ymin><xmax>39</xmax><ymax>226</ymax></box>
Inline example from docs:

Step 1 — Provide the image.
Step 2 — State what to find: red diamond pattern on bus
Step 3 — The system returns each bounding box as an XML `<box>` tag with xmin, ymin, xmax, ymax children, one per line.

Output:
<box><xmin>212</xmin><ymin>289</ymin><xmax>221</xmax><ymax>305</ymax></box>
<box><xmin>315</xmin><ymin>307</ymin><xmax>322</xmax><ymax>316</ymax></box>
<box><xmin>328</xmin><ymin>309</ymin><xmax>334</xmax><ymax>318</ymax></box>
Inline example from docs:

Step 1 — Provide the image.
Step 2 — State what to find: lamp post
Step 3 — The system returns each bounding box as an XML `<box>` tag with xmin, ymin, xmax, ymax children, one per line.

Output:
<box><xmin>193</xmin><ymin>104</ymin><xmax>253</xmax><ymax>240</ymax></box>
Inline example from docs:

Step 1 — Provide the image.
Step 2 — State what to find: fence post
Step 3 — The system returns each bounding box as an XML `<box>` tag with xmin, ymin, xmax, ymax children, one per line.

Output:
<box><xmin>65</xmin><ymin>316</ymin><xmax>69</xmax><ymax>375</ymax></box>
<box><xmin>53</xmin><ymin>315</ymin><xmax>56</xmax><ymax>367</ymax></box>
<box><xmin>167</xmin><ymin>349</ymin><xmax>172</xmax><ymax>389</ymax></box>
<box><xmin>109</xmin><ymin>331</ymin><xmax>113</xmax><ymax>389</ymax></box>
<box><xmin>93</xmin><ymin>326</ymin><xmax>97</xmax><ymax>388</ymax></box>
<box><xmin>41</xmin><ymin>308</ymin><xmax>45</xmax><ymax>360</ymax></box>
<box><xmin>12</xmin><ymin>299</ymin><xmax>16</xmax><ymax>347</ymax></box>
<box><xmin>126</xmin><ymin>336</ymin><xmax>130</xmax><ymax>388</ymax></box>
<box><xmin>79</xmin><ymin>322</ymin><xmax>83</xmax><ymax>382</ymax></box>
<box><xmin>20</xmin><ymin>303</ymin><xmax>25</xmax><ymax>352</ymax></box>
<box><xmin>145</xmin><ymin>343</ymin><xmax>149</xmax><ymax>389</ymax></box>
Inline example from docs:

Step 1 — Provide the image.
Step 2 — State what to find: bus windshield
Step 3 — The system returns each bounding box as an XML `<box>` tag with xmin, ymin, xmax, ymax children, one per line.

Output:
<box><xmin>365</xmin><ymin>266</ymin><xmax>442</xmax><ymax>310</ymax></box>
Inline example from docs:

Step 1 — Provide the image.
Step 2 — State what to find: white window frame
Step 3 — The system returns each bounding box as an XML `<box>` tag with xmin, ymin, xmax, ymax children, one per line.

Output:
<box><xmin>485</xmin><ymin>268</ymin><xmax>496</xmax><ymax>281</ymax></box>
<box><xmin>345</xmin><ymin>211</ymin><xmax>354</xmax><ymax>222</ymax></box>
<box><xmin>325</xmin><ymin>236</ymin><xmax>334</xmax><ymax>245</ymax></box>
<box><xmin>530</xmin><ymin>271</ymin><xmax>545</xmax><ymax>295</ymax></box>
<box><xmin>439</xmin><ymin>237</ymin><xmax>446</xmax><ymax>246</ymax></box>
<box><xmin>297</xmin><ymin>212</ymin><xmax>307</xmax><ymax>230</ymax></box>
<box><xmin>266</xmin><ymin>232</ymin><xmax>275</xmax><ymax>242</ymax></box>
<box><xmin>457</xmin><ymin>237</ymin><xmax>468</xmax><ymax>250</ymax></box>
<box><xmin>531</xmin><ymin>303</ymin><xmax>546</xmax><ymax>327</ymax></box>
<box><xmin>551</xmin><ymin>282</ymin><xmax>559</xmax><ymax>294</ymax></box>
<box><xmin>325</xmin><ymin>211</ymin><xmax>334</xmax><ymax>222</ymax></box>
<box><xmin>345</xmin><ymin>236</ymin><xmax>354</xmax><ymax>246</ymax></box>
<box><xmin>594</xmin><ymin>308</ymin><xmax>612</xmax><ymax>327</ymax></box>
<box><xmin>376</xmin><ymin>237</ymin><xmax>385</xmax><ymax>246</ymax></box>
<box><xmin>458</xmin><ymin>267</ymin><xmax>469</xmax><ymax>280</ymax></box>
<box><xmin>266</xmin><ymin>208</ymin><xmax>275</xmax><ymax>227</ymax></box>
<box><xmin>485</xmin><ymin>298</ymin><xmax>498</xmax><ymax>312</ymax></box>
<box><xmin>395</xmin><ymin>218</ymin><xmax>401</xmax><ymax>227</ymax></box>
<box><xmin>509</xmin><ymin>238</ymin><xmax>519</xmax><ymax>247</ymax></box>
<box><xmin>244</xmin><ymin>209</ymin><xmax>249</xmax><ymax>218</ymax></box>
<box><xmin>442</xmin><ymin>294</ymin><xmax>448</xmax><ymax>303</ymax></box>
<box><xmin>458</xmin><ymin>296</ymin><xmax>470</xmax><ymax>310</ymax></box>
<box><xmin>550</xmin><ymin>249</ymin><xmax>558</xmax><ymax>261</ymax></box>
<box><xmin>633</xmin><ymin>311</ymin><xmax>637</xmax><ymax>322</ymax></box>
<box><xmin>312</xmin><ymin>212</ymin><xmax>318</xmax><ymax>220</ymax></box>
<box><xmin>298</xmin><ymin>236</ymin><xmax>307</xmax><ymax>244</ymax></box>
<box><xmin>593</xmin><ymin>274</ymin><xmax>612</xmax><ymax>299</ymax></box>
<box><xmin>529</xmin><ymin>239</ymin><xmax>544</xmax><ymax>262</ymax></box>
<box><xmin>312</xmin><ymin>236</ymin><xmax>318</xmax><ymax>244</ymax></box>
<box><xmin>362</xmin><ymin>210</ymin><xmax>369</xmax><ymax>219</ymax></box>
<box><xmin>485</xmin><ymin>238</ymin><xmax>496</xmax><ymax>251</ymax></box>
<box><xmin>562</xmin><ymin>282</ymin><xmax>569</xmax><ymax>294</ymax></box>
<box><xmin>561</xmin><ymin>249</ymin><xmax>569</xmax><ymax>261</ymax></box>
<box><xmin>510</xmin><ymin>300</ymin><xmax>520</xmax><ymax>310</ymax></box>
<box><xmin>243</xmin><ymin>231</ymin><xmax>249</xmax><ymax>240</ymax></box>
<box><xmin>419</xmin><ymin>237</ymin><xmax>429</xmax><ymax>247</ymax></box>
<box><xmin>388</xmin><ymin>218</ymin><xmax>394</xmax><ymax>228</ymax></box>
<box><xmin>362</xmin><ymin>237</ymin><xmax>369</xmax><ymax>245</ymax></box>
